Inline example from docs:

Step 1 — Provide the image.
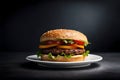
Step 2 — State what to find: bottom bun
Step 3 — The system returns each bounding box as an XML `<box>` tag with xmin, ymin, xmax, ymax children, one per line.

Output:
<box><xmin>41</xmin><ymin>54</ymin><xmax>86</xmax><ymax>62</ymax></box>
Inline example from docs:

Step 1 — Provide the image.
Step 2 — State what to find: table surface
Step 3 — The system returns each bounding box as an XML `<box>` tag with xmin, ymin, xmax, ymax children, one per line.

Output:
<box><xmin>0</xmin><ymin>52</ymin><xmax>120</xmax><ymax>80</ymax></box>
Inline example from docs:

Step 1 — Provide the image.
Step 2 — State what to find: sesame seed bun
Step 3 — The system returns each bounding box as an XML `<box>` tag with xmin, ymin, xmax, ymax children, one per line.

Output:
<box><xmin>40</xmin><ymin>29</ymin><xmax>88</xmax><ymax>43</ymax></box>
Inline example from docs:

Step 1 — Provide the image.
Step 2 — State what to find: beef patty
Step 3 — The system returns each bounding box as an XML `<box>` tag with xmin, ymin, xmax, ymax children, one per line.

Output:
<box><xmin>41</xmin><ymin>48</ymin><xmax>85</xmax><ymax>55</ymax></box>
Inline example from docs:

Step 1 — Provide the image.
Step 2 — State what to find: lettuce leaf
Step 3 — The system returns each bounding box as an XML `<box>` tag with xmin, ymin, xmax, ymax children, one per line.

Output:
<box><xmin>36</xmin><ymin>50</ymin><xmax>42</xmax><ymax>57</ymax></box>
<box><xmin>83</xmin><ymin>50</ymin><xmax>90</xmax><ymax>56</ymax></box>
<box><xmin>63</xmin><ymin>39</ymin><xmax>68</xmax><ymax>44</ymax></box>
<box><xmin>48</xmin><ymin>52</ymin><xmax>55</xmax><ymax>59</ymax></box>
<box><xmin>61</xmin><ymin>52</ymin><xmax>72</xmax><ymax>58</ymax></box>
<box><xmin>62</xmin><ymin>39</ymin><xmax>74</xmax><ymax>44</ymax></box>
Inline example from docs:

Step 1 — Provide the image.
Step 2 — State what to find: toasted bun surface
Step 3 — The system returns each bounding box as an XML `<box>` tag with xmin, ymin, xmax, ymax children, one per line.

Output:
<box><xmin>40</xmin><ymin>29</ymin><xmax>88</xmax><ymax>43</ymax></box>
<box><xmin>41</xmin><ymin>54</ymin><xmax>86</xmax><ymax>62</ymax></box>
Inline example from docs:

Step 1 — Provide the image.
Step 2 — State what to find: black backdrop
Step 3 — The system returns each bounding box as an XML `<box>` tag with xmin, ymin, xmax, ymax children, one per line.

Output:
<box><xmin>0</xmin><ymin>0</ymin><xmax>120</xmax><ymax>52</ymax></box>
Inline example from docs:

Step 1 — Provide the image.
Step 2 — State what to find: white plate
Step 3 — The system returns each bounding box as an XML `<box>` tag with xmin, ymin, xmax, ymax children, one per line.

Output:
<box><xmin>26</xmin><ymin>54</ymin><xmax>103</xmax><ymax>68</ymax></box>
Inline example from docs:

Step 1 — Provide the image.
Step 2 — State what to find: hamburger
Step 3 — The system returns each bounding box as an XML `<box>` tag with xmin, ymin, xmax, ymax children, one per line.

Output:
<box><xmin>37</xmin><ymin>29</ymin><xmax>90</xmax><ymax>62</ymax></box>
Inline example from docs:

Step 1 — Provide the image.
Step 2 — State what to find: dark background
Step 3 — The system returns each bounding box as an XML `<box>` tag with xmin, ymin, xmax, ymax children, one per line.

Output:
<box><xmin>0</xmin><ymin>0</ymin><xmax>120</xmax><ymax>52</ymax></box>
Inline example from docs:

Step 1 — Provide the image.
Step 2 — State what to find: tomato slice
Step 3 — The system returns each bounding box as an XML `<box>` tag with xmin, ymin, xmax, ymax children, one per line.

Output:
<box><xmin>39</xmin><ymin>40</ymin><xmax>85</xmax><ymax>49</ymax></box>
<box><xmin>44</xmin><ymin>40</ymin><xmax>84</xmax><ymax>45</ymax></box>
<box><xmin>39</xmin><ymin>44</ymin><xmax>58</xmax><ymax>48</ymax></box>
<box><xmin>73</xmin><ymin>40</ymin><xmax>84</xmax><ymax>45</ymax></box>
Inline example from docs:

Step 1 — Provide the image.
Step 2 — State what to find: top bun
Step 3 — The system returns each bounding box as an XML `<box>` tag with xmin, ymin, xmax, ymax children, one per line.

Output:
<box><xmin>40</xmin><ymin>29</ymin><xmax>88</xmax><ymax>43</ymax></box>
